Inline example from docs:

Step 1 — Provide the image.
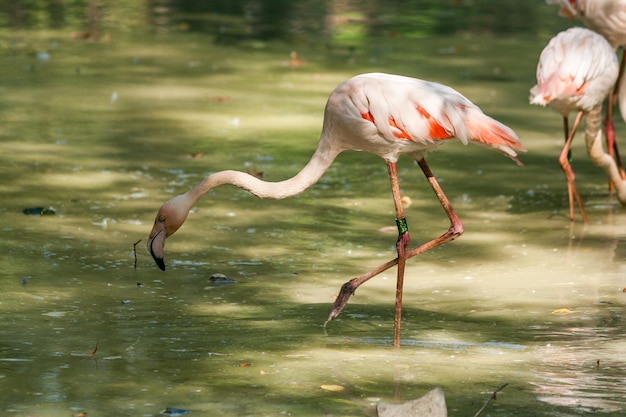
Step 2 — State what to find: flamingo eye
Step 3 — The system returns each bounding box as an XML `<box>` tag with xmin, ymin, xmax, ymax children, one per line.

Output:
<box><xmin>158</xmin><ymin>214</ymin><xmax>166</xmax><ymax>222</ymax></box>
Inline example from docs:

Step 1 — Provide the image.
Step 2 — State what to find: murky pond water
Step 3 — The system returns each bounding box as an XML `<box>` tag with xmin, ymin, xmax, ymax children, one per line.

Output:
<box><xmin>1</xmin><ymin>30</ymin><xmax>626</xmax><ymax>417</ymax></box>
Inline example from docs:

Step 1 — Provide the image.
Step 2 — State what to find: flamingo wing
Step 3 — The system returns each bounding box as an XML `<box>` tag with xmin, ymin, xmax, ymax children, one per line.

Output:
<box><xmin>531</xmin><ymin>27</ymin><xmax>618</xmax><ymax>112</ymax></box>
<box><xmin>353</xmin><ymin>74</ymin><xmax>523</xmax><ymax>161</ymax></box>
<box><xmin>353</xmin><ymin>73</ymin><xmax>472</xmax><ymax>145</ymax></box>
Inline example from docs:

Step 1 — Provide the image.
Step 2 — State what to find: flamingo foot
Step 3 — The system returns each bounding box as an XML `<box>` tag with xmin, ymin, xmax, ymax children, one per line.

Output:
<box><xmin>325</xmin><ymin>278</ymin><xmax>360</xmax><ymax>324</ymax></box>
<box><xmin>565</xmin><ymin>178</ymin><xmax>588</xmax><ymax>223</ymax></box>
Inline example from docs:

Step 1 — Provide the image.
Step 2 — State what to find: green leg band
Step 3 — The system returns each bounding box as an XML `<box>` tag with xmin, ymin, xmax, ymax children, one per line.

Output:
<box><xmin>396</xmin><ymin>217</ymin><xmax>409</xmax><ymax>234</ymax></box>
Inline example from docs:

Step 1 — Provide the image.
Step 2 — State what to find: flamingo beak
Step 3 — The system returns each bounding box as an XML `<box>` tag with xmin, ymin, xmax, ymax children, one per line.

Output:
<box><xmin>148</xmin><ymin>228</ymin><xmax>167</xmax><ymax>271</ymax></box>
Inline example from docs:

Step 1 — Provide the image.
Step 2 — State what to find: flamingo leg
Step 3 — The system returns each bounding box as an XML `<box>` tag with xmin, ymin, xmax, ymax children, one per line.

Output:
<box><xmin>326</xmin><ymin>159</ymin><xmax>464</xmax><ymax>345</ymax></box>
<box><xmin>604</xmin><ymin>48</ymin><xmax>626</xmax><ymax>191</ymax></box>
<box><xmin>560</xmin><ymin>111</ymin><xmax>588</xmax><ymax>223</ymax></box>
<box><xmin>386</xmin><ymin>162</ymin><xmax>409</xmax><ymax>348</ymax></box>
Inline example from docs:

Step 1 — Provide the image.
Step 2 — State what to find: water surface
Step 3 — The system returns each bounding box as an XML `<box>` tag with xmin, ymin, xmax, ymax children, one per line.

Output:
<box><xmin>1</xmin><ymin>30</ymin><xmax>625</xmax><ymax>417</ymax></box>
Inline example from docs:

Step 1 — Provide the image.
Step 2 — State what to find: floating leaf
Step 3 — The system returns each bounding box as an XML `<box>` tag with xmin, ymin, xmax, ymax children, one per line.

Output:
<box><xmin>321</xmin><ymin>384</ymin><xmax>344</xmax><ymax>392</ymax></box>
<box><xmin>551</xmin><ymin>308</ymin><xmax>574</xmax><ymax>315</ymax></box>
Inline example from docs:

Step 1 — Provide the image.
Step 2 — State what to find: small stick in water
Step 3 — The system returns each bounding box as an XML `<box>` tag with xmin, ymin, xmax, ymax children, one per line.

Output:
<box><xmin>133</xmin><ymin>239</ymin><xmax>142</xmax><ymax>269</ymax></box>
<box><xmin>473</xmin><ymin>383</ymin><xmax>508</xmax><ymax>417</ymax></box>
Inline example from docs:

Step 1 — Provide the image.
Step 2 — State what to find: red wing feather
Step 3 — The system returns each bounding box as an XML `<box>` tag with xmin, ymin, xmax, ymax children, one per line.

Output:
<box><xmin>361</xmin><ymin>108</ymin><xmax>453</xmax><ymax>141</ymax></box>
<box><xmin>416</xmin><ymin>106</ymin><xmax>454</xmax><ymax>140</ymax></box>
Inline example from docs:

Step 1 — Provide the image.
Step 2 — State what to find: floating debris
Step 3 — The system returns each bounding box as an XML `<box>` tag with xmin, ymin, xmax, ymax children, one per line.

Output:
<box><xmin>551</xmin><ymin>308</ymin><xmax>574</xmax><ymax>315</ymax></box>
<box><xmin>161</xmin><ymin>407</ymin><xmax>189</xmax><ymax>416</ymax></box>
<box><xmin>209</xmin><ymin>273</ymin><xmax>236</xmax><ymax>285</ymax></box>
<box><xmin>321</xmin><ymin>384</ymin><xmax>344</xmax><ymax>392</ymax></box>
<box><xmin>22</xmin><ymin>206</ymin><xmax>56</xmax><ymax>215</ymax></box>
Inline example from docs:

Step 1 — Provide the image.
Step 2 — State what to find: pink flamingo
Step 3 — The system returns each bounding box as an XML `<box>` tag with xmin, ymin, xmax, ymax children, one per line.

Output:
<box><xmin>148</xmin><ymin>73</ymin><xmax>525</xmax><ymax>347</ymax></box>
<box><xmin>530</xmin><ymin>27</ymin><xmax>626</xmax><ymax>221</ymax></box>
<box><xmin>547</xmin><ymin>0</ymin><xmax>626</xmax><ymax>182</ymax></box>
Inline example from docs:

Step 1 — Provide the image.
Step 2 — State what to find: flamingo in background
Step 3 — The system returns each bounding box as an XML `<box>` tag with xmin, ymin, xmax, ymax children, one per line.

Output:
<box><xmin>148</xmin><ymin>72</ymin><xmax>525</xmax><ymax>347</ymax></box>
<box><xmin>530</xmin><ymin>27</ymin><xmax>626</xmax><ymax>221</ymax></box>
<box><xmin>547</xmin><ymin>0</ymin><xmax>626</xmax><ymax>182</ymax></box>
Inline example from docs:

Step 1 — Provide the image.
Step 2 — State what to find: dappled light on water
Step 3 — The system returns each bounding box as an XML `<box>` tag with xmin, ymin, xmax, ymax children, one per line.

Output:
<box><xmin>1</xmin><ymin>25</ymin><xmax>626</xmax><ymax>417</ymax></box>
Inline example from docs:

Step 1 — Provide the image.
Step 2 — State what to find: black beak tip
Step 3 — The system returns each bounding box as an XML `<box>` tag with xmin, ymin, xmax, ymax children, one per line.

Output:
<box><xmin>155</xmin><ymin>257</ymin><xmax>166</xmax><ymax>271</ymax></box>
<box><xmin>148</xmin><ymin>234</ymin><xmax>167</xmax><ymax>271</ymax></box>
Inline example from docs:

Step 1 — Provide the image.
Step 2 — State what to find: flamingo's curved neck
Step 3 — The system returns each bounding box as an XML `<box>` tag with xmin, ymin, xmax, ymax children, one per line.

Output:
<box><xmin>186</xmin><ymin>140</ymin><xmax>341</xmax><ymax>205</ymax></box>
<box><xmin>584</xmin><ymin>106</ymin><xmax>626</xmax><ymax>203</ymax></box>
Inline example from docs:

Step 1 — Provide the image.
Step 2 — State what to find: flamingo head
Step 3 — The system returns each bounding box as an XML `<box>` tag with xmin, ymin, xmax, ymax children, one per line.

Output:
<box><xmin>147</xmin><ymin>194</ymin><xmax>192</xmax><ymax>271</ymax></box>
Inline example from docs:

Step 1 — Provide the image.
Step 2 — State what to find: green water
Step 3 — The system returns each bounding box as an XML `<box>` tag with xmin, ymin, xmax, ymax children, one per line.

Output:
<box><xmin>1</xmin><ymin>29</ymin><xmax>625</xmax><ymax>416</ymax></box>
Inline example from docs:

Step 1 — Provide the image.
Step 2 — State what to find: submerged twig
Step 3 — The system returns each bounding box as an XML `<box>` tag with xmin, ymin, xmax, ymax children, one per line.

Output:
<box><xmin>71</xmin><ymin>340</ymin><xmax>99</xmax><ymax>357</ymax></box>
<box><xmin>70</xmin><ymin>340</ymin><xmax>99</xmax><ymax>371</ymax></box>
<box><xmin>133</xmin><ymin>239</ymin><xmax>142</xmax><ymax>269</ymax></box>
<box><xmin>89</xmin><ymin>340</ymin><xmax>98</xmax><ymax>357</ymax></box>
<box><xmin>473</xmin><ymin>383</ymin><xmax>508</xmax><ymax>417</ymax></box>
